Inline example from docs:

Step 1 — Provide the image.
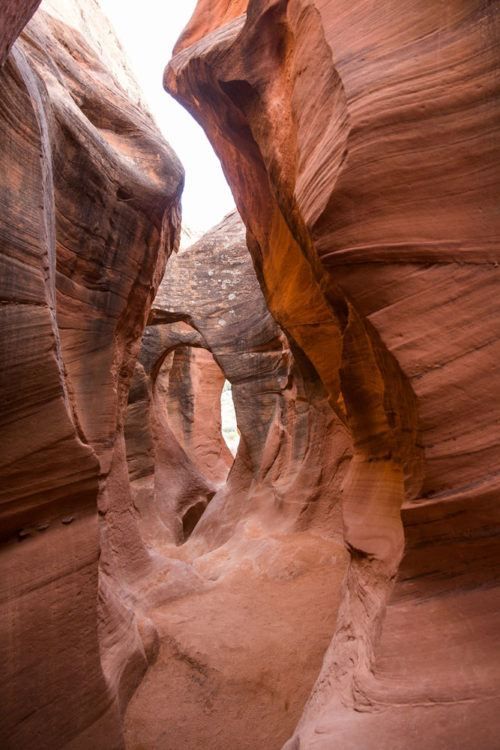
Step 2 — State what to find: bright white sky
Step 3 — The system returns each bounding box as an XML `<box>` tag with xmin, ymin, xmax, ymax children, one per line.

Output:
<box><xmin>100</xmin><ymin>0</ymin><xmax>235</xmax><ymax>234</ymax></box>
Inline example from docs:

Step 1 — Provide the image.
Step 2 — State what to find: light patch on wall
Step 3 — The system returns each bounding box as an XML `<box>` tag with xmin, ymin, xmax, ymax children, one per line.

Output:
<box><xmin>221</xmin><ymin>381</ymin><xmax>239</xmax><ymax>456</ymax></box>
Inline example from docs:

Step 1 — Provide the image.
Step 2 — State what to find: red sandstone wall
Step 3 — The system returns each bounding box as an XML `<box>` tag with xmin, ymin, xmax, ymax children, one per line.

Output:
<box><xmin>166</xmin><ymin>3</ymin><xmax>500</xmax><ymax>747</ymax></box>
<box><xmin>0</xmin><ymin>3</ymin><xmax>183</xmax><ymax>747</ymax></box>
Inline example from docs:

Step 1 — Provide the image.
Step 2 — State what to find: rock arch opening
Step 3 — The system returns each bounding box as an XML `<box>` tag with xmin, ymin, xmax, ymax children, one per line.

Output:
<box><xmin>122</xmin><ymin>211</ymin><xmax>357</xmax><ymax>748</ymax></box>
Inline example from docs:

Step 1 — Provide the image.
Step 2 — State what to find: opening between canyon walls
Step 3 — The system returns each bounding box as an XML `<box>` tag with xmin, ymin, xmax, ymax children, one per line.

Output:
<box><xmin>122</xmin><ymin>210</ymin><xmax>356</xmax><ymax>749</ymax></box>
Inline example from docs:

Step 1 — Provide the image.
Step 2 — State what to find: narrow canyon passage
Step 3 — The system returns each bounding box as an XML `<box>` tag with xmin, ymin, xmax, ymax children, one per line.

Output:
<box><xmin>0</xmin><ymin>2</ymin><xmax>499</xmax><ymax>750</ymax></box>
<box><xmin>122</xmin><ymin>212</ymin><xmax>352</xmax><ymax>747</ymax></box>
<box><xmin>124</xmin><ymin>538</ymin><xmax>346</xmax><ymax>750</ymax></box>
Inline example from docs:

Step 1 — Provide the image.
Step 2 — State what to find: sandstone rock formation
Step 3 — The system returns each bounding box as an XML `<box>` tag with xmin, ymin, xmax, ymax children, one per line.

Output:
<box><xmin>165</xmin><ymin>3</ymin><xmax>500</xmax><ymax>748</ymax></box>
<box><xmin>0</xmin><ymin>1</ymin><xmax>182</xmax><ymax>748</ymax></box>
<box><xmin>123</xmin><ymin>212</ymin><xmax>354</xmax><ymax>749</ymax></box>
<box><xmin>2</xmin><ymin>0</ymin><xmax>499</xmax><ymax>748</ymax></box>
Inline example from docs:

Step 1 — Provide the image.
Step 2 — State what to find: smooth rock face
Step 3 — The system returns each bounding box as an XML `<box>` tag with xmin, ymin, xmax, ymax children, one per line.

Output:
<box><xmin>166</xmin><ymin>3</ymin><xmax>500</xmax><ymax>748</ymax></box>
<box><xmin>0</xmin><ymin>1</ymin><xmax>182</xmax><ymax>748</ymax></box>
<box><xmin>124</xmin><ymin>212</ymin><xmax>353</xmax><ymax>748</ymax></box>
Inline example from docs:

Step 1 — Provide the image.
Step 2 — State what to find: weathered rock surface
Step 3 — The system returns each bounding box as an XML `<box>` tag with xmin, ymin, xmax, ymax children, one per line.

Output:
<box><xmin>0</xmin><ymin>1</ymin><xmax>182</xmax><ymax>748</ymax></box>
<box><xmin>125</xmin><ymin>338</ymin><xmax>226</xmax><ymax>548</ymax></box>
<box><xmin>123</xmin><ymin>212</ymin><xmax>353</xmax><ymax>748</ymax></box>
<box><xmin>166</xmin><ymin>3</ymin><xmax>500</xmax><ymax>748</ymax></box>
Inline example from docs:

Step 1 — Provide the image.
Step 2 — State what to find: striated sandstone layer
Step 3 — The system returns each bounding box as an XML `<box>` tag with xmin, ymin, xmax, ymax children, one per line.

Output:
<box><xmin>0</xmin><ymin>1</ymin><xmax>183</xmax><ymax>748</ymax></box>
<box><xmin>124</xmin><ymin>212</ymin><xmax>353</xmax><ymax>749</ymax></box>
<box><xmin>166</xmin><ymin>3</ymin><xmax>500</xmax><ymax>748</ymax></box>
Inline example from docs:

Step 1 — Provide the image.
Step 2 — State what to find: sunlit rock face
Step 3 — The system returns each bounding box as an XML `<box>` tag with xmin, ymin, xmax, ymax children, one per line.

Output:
<box><xmin>124</xmin><ymin>212</ymin><xmax>353</xmax><ymax>749</ymax></box>
<box><xmin>0</xmin><ymin>0</ymin><xmax>183</xmax><ymax>747</ymax></box>
<box><xmin>166</xmin><ymin>3</ymin><xmax>500</xmax><ymax>749</ymax></box>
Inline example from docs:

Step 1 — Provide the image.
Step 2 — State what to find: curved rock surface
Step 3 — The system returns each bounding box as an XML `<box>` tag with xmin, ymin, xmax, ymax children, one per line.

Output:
<box><xmin>166</xmin><ymin>3</ymin><xmax>500</xmax><ymax>748</ymax></box>
<box><xmin>0</xmin><ymin>1</ymin><xmax>182</xmax><ymax>748</ymax></box>
<box><xmin>160</xmin><ymin>346</ymin><xmax>232</xmax><ymax>485</ymax></box>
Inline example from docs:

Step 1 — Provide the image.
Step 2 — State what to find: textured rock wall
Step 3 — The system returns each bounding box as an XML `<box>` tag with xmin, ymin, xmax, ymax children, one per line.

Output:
<box><xmin>166</xmin><ymin>3</ymin><xmax>500</xmax><ymax>748</ymax></box>
<box><xmin>0</xmin><ymin>2</ymin><xmax>183</xmax><ymax>747</ymax></box>
<box><xmin>125</xmin><ymin>334</ymin><xmax>225</xmax><ymax>548</ymax></box>
<box><xmin>150</xmin><ymin>211</ymin><xmax>289</xmax><ymax>517</ymax></box>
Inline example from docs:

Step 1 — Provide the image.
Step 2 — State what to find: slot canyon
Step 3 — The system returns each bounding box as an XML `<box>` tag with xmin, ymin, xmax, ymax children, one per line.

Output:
<box><xmin>0</xmin><ymin>1</ymin><xmax>499</xmax><ymax>749</ymax></box>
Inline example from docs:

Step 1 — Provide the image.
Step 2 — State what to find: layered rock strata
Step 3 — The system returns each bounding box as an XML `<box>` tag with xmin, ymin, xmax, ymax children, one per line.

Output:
<box><xmin>0</xmin><ymin>2</ymin><xmax>183</xmax><ymax>748</ymax></box>
<box><xmin>166</xmin><ymin>3</ymin><xmax>500</xmax><ymax>748</ymax></box>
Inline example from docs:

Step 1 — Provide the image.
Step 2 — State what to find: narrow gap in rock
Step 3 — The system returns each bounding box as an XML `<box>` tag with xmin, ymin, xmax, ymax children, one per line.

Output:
<box><xmin>220</xmin><ymin>380</ymin><xmax>239</xmax><ymax>456</ymax></box>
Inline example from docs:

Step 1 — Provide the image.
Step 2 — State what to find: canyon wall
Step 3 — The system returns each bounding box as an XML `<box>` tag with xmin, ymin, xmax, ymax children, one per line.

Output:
<box><xmin>1</xmin><ymin>1</ymin><xmax>498</xmax><ymax>748</ymax></box>
<box><xmin>160</xmin><ymin>346</ymin><xmax>232</xmax><ymax>484</ymax></box>
<box><xmin>0</xmin><ymin>1</ymin><xmax>183</xmax><ymax>748</ymax></box>
<box><xmin>166</xmin><ymin>2</ymin><xmax>500</xmax><ymax>748</ymax></box>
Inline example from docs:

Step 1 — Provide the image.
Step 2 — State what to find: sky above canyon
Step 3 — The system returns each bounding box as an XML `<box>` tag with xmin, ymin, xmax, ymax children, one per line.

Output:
<box><xmin>100</xmin><ymin>0</ymin><xmax>235</xmax><ymax>234</ymax></box>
